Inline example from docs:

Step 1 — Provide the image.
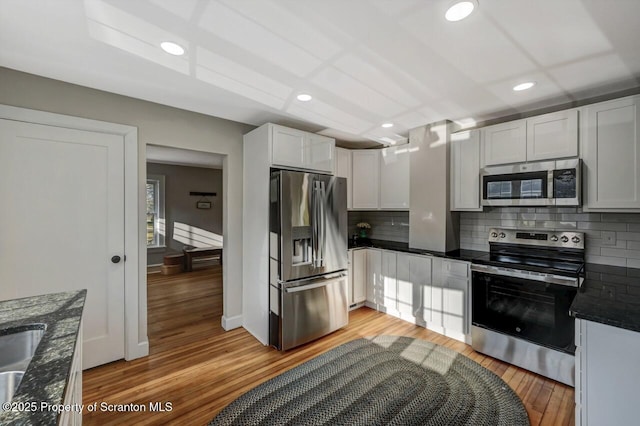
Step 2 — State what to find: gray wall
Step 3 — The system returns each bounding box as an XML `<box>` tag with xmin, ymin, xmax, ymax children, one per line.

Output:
<box><xmin>0</xmin><ymin>66</ymin><xmax>255</xmax><ymax>344</ymax></box>
<box><xmin>348</xmin><ymin>211</ymin><xmax>409</xmax><ymax>243</ymax></box>
<box><xmin>460</xmin><ymin>207</ymin><xmax>640</xmax><ymax>268</ymax></box>
<box><xmin>147</xmin><ymin>163</ymin><xmax>223</xmax><ymax>265</ymax></box>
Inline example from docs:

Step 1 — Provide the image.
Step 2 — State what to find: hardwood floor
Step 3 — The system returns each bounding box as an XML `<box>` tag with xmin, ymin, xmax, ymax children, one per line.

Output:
<box><xmin>82</xmin><ymin>266</ymin><xmax>575</xmax><ymax>425</ymax></box>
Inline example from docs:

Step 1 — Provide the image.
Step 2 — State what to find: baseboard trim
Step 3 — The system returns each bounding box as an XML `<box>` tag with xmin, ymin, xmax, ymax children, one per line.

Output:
<box><xmin>126</xmin><ymin>339</ymin><xmax>149</xmax><ymax>361</ymax></box>
<box><xmin>221</xmin><ymin>314</ymin><xmax>243</xmax><ymax>330</ymax></box>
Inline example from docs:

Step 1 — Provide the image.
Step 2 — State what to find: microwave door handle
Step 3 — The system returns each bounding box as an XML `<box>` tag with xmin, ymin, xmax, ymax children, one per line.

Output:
<box><xmin>548</xmin><ymin>169</ymin><xmax>554</xmax><ymax>202</ymax></box>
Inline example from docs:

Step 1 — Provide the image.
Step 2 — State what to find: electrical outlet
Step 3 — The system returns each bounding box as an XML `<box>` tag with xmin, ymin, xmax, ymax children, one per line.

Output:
<box><xmin>602</xmin><ymin>231</ymin><xmax>617</xmax><ymax>246</ymax></box>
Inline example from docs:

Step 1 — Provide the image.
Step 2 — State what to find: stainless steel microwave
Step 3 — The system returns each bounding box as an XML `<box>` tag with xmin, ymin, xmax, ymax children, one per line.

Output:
<box><xmin>481</xmin><ymin>158</ymin><xmax>581</xmax><ymax>206</ymax></box>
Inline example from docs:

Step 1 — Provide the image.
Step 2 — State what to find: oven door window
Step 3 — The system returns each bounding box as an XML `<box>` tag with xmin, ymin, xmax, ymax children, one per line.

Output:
<box><xmin>472</xmin><ymin>272</ymin><xmax>576</xmax><ymax>353</ymax></box>
<box><xmin>484</xmin><ymin>171</ymin><xmax>547</xmax><ymax>200</ymax></box>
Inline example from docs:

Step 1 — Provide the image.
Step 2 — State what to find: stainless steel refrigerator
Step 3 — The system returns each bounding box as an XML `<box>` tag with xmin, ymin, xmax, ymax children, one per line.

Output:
<box><xmin>269</xmin><ymin>170</ymin><xmax>348</xmax><ymax>350</ymax></box>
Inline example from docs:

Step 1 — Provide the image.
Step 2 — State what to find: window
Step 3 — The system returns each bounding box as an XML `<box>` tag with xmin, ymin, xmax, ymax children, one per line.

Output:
<box><xmin>146</xmin><ymin>175</ymin><xmax>165</xmax><ymax>248</ymax></box>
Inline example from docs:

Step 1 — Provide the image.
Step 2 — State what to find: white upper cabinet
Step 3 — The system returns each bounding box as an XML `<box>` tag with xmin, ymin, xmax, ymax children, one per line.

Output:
<box><xmin>306</xmin><ymin>133</ymin><xmax>335</xmax><ymax>173</ymax></box>
<box><xmin>482</xmin><ymin>109</ymin><xmax>579</xmax><ymax>166</ymax></box>
<box><xmin>482</xmin><ymin>120</ymin><xmax>527</xmax><ymax>166</ymax></box>
<box><xmin>351</xmin><ymin>146</ymin><xmax>410</xmax><ymax>210</ymax></box>
<box><xmin>334</xmin><ymin>147</ymin><xmax>352</xmax><ymax>209</ymax></box>
<box><xmin>271</xmin><ymin>125</ymin><xmax>306</xmax><ymax>168</ymax></box>
<box><xmin>270</xmin><ymin>124</ymin><xmax>334</xmax><ymax>174</ymax></box>
<box><xmin>380</xmin><ymin>146</ymin><xmax>410</xmax><ymax>209</ymax></box>
<box><xmin>451</xmin><ymin>129</ymin><xmax>482</xmax><ymax>211</ymax></box>
<box><xmin>527</xmin><ymin>110</ymin><xmax>578</xmax><ymax>161</ymax></box>
<box><xmin>582</xmin><ymin>95</ymin><xmax>640</xmax><ymax>210</ymax></box>
<box><xmin>352</xmin><ymin>150</ymin><xmax>381</xmax><ymax>209</ymax></box>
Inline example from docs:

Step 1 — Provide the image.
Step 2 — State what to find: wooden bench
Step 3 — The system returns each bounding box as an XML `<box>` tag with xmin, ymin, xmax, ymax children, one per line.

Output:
<box><xmin>183</xmin><ymin>247</ymin><xmax>223</xmax><ymax>271</ymax></box>
<box><xmin>161</xmin><ymin>254</ymin><xmax>184</xmax><ymax>275</ymax></box>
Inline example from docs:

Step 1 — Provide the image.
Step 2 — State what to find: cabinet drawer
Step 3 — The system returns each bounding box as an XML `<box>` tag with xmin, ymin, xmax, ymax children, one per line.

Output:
<box><xmin>443</xmin><ymin>260</ymin><xmax>469</xmax><ymax>278</ymax></box>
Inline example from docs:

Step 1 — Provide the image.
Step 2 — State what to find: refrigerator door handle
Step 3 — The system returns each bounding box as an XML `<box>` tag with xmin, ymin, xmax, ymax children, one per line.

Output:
<box><xmin>284</xmin><ymin>276</ymin><xmax>346</xmax><ymax>293</ymax></box>
<box><xmin>311</xmin><ymin>180</ymin><xmax>323</xmax><ymax>268</ymax></box>
<box><xmin>318</xmin><ymin>181</ymin><xmax>326</xmax><ymax>267</ymax></box>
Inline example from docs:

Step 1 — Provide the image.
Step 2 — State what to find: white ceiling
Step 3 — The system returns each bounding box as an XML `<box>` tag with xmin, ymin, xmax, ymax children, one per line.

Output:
<box><xmin>1</xmin><ymin>0</ymin><xmax>639</xmax><ymax>146</ymax></box>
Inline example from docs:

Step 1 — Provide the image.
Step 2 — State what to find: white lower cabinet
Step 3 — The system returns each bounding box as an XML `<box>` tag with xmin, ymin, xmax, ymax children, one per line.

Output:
<box><xmin>350</xmin><ymin>249</ymin><xmax>367</xmax><ymax>307</ymax></box>
<box><xmin>365</xmin><ymin>249</ymin><xmax>382</xmax><ymax>306</ymax></box>
<box><xmin>396</xmin><ymin>253</ymin><xmax>432</xmax><ymax>321</ymax></box>
<box><xmin>60</xmin><ymin>319</ymin><xmax>83</xmax><ymax>426</ymax></box>
<box><xmin>429</xmin><ymin>258</ymin><xmax>471</xmax><ymax>342</ymax></box>
<box><xmin>575</xmin><ymin>319</ymin><xmax>640</xmax><ymax>426</ymax></box>
<box><xmin>359</xmin><ymin>248</ymin><xmax>469</xmax><ymax>343</ymax></box>
<box><xmin>381</xmin><ymin>251</ymin><xmax>398</xmax><ymax>315</ymax></box>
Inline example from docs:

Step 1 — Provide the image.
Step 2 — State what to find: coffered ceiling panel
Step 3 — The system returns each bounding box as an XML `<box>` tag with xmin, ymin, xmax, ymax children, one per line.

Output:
<box><xmin>0</xmin><ymin>0</ymin><xmax>639</xmax><ymax>146</ymax></box>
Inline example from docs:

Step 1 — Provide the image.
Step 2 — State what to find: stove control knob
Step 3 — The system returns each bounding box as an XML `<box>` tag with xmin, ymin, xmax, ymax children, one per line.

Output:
<box><xmin>499</xmin><ymin>232</ymin><xmax>506</xmax><ymax>238</ymax></box>
<box><xmin>550</xmin><ymin>235</ymin><xmax>559</xmax><ymax>242</ymax></box>
<box><xmin>491</xmin><ymin>231</ymin><xmax>498</xmax><ymax>238</ymax></box>
<box><xmin>561</xmin><ymin>236</ymin><xmax>569</xmax><ymax>243</ymax></box>
<box><xmin>572</xmin><ymin>236</ymin><xmax>581</xmax><ymax>243</ymax></box>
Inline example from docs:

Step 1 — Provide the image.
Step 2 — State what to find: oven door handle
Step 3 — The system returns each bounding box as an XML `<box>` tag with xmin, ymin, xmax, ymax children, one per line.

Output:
<box><xmin>471</xmin><ymin>263</ymin><xmax>579</xmax><ymax>287</ymax></box>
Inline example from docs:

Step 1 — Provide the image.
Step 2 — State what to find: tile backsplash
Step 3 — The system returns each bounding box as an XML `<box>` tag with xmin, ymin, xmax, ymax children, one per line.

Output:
<box><xmin>348</xmin><ymin>211</ymin><xmax>409</xmax><ymax>243</ymax></box>
<box><xmin>460</xmin><ymin>207</ymin><xmax>640</xmax><ymax>268</ymax></box>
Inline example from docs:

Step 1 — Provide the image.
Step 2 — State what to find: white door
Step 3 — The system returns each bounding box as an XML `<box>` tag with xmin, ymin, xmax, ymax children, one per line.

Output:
<box><xmin>0</xmin><ymin>119</ymin><xmax>125</xmax><ymax>369</ymax></box>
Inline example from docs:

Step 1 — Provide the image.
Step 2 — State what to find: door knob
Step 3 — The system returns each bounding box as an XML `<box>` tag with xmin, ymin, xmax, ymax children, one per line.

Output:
<box><xmin>111</xmin><ymin>255</ymin><xmax>121</xmax><ymax>264</ymax></box>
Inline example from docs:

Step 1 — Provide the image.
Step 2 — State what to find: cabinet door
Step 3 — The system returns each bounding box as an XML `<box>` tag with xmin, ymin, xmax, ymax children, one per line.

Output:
<box><xmin>581</xmin><ymin>320</ymin><xmax>640</xmax><ymax>426</ymax></box>
<box><xmin>428</xmin><ymin>258</ymin><xmax>444</xmax><ymax>327</ymax></box>
<box><xmin>381</xmin><ymin>250</ymin><xmax>397</xmax><ymax>313</ymax></box>
<box><xmin>306</xmin><ymin>133</ymin><xmax>334</xmax><ymax>174</ymax></box>
<box><xmin>583</xmin><ymin>96</ymin><xmax>640</xmax><ymax>209</ymax></box>
<box><xmin>335</xmin><ymin>147</ymin><xmax>353</xmax><ymax>209</ymax></box>
<box><xmin>365</xmin><ymin>249</ymin><xmax>382</xmax><ymax>305</ymax></box>
<box><xmin>347</xmin><ymin>250</ymin><xmax>354</xmax><ymax>306</ymax></box>
<box><xmin>352</xmin><ymin>249</ymin><xmax>367</xmax><ymax>304</ymax></box>
<box><xmin>397</xmin><ymin>253</ymin><xmax>432</xmax><ymax>319</ymax></box>
<box><xmin>271</xmin><ymin>125</ymin><xmax>306</xmax><ymax>168</ymax></box>
<box><xmin>379</xmin><ymin>146</ymin><xmax>410</xmax><ymax>209</ymax></box>
<box><xmin>443</xmin><ymin>276</ymin><xmax>469</xmax><ymax>334</ymax></box>
<box><xmin>527</xmin><ymin>109</ymin><xmax>578</xmax><ymax>161</ymax></box>
<box><xmin>451</xmin><ymin>129</ymin><xmax>482</xmax><ymax>211</ymax></box>
<box><xmin>352</xmin><ymin>150</ymin><xmax>380</xmax><ymax>209</ymax></box>
<box><xmin>482</xmin><ymin>120</ymin><xmax>527</xmax><ymax>166</ymax></box>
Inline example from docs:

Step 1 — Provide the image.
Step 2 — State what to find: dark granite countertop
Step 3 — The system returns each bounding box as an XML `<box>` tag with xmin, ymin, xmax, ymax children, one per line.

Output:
<box><xmin>348</xmin><ymin>238</ymin><xmax>485</xmax><ymax>263</ymax></box>
<box><xmin>0</xmin><ymin>290</ymin><xmax>86</xmax><ymax>425</ymax></box>
<box><xmin>570</xmin><ymin>264</ymin><xmax>640</xmax><ymax>333</ymax></box>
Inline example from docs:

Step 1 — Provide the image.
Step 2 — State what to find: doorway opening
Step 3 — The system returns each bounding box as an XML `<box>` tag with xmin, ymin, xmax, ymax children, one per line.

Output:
<box><xmin>145</xmin><ymin>144</ymin><xmax>225</xmax><ymax>354</ymax></box>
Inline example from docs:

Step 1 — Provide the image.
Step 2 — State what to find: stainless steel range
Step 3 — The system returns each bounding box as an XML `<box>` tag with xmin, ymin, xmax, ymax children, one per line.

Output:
<box><xmin>470</xmin><ymin>228</ymin><xmax>585</xmax><ymax>386</ymax></box>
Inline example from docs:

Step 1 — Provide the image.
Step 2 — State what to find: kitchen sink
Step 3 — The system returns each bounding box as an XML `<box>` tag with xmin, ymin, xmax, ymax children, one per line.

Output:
<box><xmin>0</xmin><ymin>325</ymin><xmax>46</xmax><ymax>404</ymax></box>
<box><xmin>0</xmin><ymin>371</ymin><xmax>24</xmax><ymax>405</ymax></box>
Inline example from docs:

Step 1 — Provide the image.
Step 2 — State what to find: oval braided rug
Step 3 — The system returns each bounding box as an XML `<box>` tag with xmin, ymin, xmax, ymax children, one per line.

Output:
<box><xmin>210</xmin><ymin>336</ymin><xmax>530</xmax><ymax>426</ymax></box>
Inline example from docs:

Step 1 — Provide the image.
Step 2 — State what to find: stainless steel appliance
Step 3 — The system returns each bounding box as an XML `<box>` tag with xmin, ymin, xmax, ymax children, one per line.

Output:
<box><xmin>470</xmin><ymin>228</ymin><xmax>585</xmax><ymax>386</ymax></box>
<box><xmin>269</xmin><ymin>170</ymin><xmax>348</xmax><ymax>350</ymax></box>
<box><xmin>481</xmin><ymin>158</ymin><xmax>581</xmax><ymax>206</ymax></box>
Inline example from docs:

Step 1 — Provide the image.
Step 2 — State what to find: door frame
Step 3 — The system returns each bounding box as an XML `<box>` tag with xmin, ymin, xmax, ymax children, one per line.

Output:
<box><xmin>0</xmin><ymin>104</ymin><xmax>148</xmax><ymax>362</ymax></box>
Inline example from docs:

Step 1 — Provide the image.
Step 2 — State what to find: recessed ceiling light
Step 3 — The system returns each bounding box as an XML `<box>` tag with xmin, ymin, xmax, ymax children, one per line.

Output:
<box><xmin>445</xmin><ymin>1</ymin><xmax>476</xmax><ymax>22</ymax></box>
<box><xmin>160</xmin><ymin>41</ymin><xmax>185</xmax><ymax>56</ymax></box>
<box><xmin>513</xmin><ymin>81</ymin><xmax>536</xmax><ymax>91</ymax></box>
<box><xmin>381</xmin><ymin>123</ymin><xmax>394</xmax><ymax>128</ymax></box>
<box><xmin>296</xmin><ymin>93</ymin><xmax>312</xmax><ymax>102</ymax></box>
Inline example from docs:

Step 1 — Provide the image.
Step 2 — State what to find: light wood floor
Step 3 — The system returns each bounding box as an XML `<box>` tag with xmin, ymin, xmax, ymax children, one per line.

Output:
<box><xmin>82</xmin><ymin>266</ymin><xmax>575</xmax><ymax>425</ymax></box>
